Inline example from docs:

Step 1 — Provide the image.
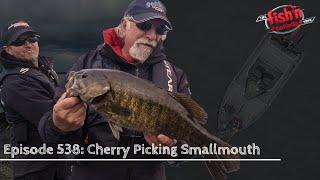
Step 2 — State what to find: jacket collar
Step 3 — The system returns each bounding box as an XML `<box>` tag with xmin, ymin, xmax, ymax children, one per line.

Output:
<box><xmin>0</xmin><ymin>49</ymin><xmax>53</xmax><ymax>70</ymax></box>
<box><xmin>103</xmin><ymin>28</ymin><xmax>134</xmax><ymax>63</ymax></box>
<box><xmin>102</xmin><ymin>28</ymin><xmax>167</xmax><ymax>67</ymax></box>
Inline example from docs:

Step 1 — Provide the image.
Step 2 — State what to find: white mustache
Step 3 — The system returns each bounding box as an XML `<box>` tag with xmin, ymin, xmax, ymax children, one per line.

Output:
<box><xmin>135</xmin><ymin>38</ymin><xmax>157</xmax><ymax>48</ymax></box>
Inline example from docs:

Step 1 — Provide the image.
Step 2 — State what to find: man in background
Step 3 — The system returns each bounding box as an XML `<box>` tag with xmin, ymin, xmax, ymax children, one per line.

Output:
<box><xmin>0</xmin><ymin>20</ymin><xmax>68</xmax><ymax>180</ymax></box>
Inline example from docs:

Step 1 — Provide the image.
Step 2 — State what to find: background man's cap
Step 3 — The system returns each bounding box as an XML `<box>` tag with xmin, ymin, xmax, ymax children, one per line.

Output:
<box><xmin>124</xmin><ymin>0</ymin><xmax>172</xmax><ymax>30</ymax></box>
<box><xmin>1</xmin><ymin>20</ymin><xmax>37</xmax><ymax>46</ymax></box>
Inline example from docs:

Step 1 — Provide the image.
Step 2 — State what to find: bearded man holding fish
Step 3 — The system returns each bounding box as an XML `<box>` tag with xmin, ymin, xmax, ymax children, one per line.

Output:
<box><xmin>39</xmin><ymin>0</ymin><xmax>239</xmax><ymax>180</ymax></box>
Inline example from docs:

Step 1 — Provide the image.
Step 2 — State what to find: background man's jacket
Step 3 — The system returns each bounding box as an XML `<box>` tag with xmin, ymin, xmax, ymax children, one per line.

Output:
<box><xmin>0</xmin><ymin>50</ymin><xmax>65</xmax><ymax>178</ymax></box>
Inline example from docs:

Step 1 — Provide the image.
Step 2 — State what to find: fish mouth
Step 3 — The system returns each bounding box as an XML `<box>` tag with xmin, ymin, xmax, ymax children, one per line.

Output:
<box><xmin>65</xmin><ymin>71</ymin><xmax>77</xmax><ymax>97</ymax></box>
<box><xmin>86</xmin><ymin>92</ymin><xmax>109</xmax><ymax>105</ymax></box>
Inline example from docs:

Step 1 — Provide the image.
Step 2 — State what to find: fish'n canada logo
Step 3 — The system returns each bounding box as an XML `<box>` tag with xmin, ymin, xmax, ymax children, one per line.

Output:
<box><xmin>256</xmin><ymin>5</ymin><xmax>316</xmax><ymax>34</ymax></box>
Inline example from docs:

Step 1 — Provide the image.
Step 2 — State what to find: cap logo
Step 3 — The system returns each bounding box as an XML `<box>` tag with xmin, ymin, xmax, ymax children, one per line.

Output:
<box><xmin>7</xmin><ymin>21</ymin><xmax>30</xmax><ymax>30</ymax></box>
<box><xmin>146</xmin><ymin>1</ymin><xmax>164</xmax><ymax>13</ymax></box>
<box><xmin>20</xmin><ymin>68</ymin><xmax>29</xmax><ymax>74</ymax></box>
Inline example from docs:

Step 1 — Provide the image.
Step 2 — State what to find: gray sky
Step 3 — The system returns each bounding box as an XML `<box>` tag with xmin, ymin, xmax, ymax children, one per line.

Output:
<box><xmin>0</xmin><ymin>0</ymin><xmax>132</xmax><ymax>71</ymax></box>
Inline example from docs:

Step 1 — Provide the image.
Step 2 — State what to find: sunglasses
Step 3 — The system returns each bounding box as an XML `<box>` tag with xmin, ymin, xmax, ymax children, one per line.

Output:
<box><xmin>135</xmin><ymin>21</ymin><xmax>170</xmax><ymax>35</ymax></box>
<box><xmin>10</xmin><ymin>35</ymin><xmax>39</xmax><ymax>46</ymax></box>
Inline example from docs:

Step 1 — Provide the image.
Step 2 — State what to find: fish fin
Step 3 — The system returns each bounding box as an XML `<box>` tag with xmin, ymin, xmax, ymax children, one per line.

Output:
<box><xmin>168</xmin><ymin>92</ymin><xmax>207</xmax><ymax>124</ymax></box>
<box><xmin>108</xmin><ymin>122</ymin><xmax>123</xmax><ymax>141</ymax></box>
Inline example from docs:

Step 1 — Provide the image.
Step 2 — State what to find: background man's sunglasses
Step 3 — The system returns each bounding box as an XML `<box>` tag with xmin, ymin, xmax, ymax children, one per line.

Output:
<box><xmin>135</xmin><ymin>21</ymin><xmax>170</xmax><ymax>35</ymax></box>
<box><xmin>10</xmin><ymin>35</ymin><xmax>39</xmax><ymax>46</ymax></box>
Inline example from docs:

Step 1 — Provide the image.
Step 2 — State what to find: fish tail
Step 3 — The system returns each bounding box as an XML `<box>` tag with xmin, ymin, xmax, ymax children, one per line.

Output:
<box><xmin>205</xmin><ymin>160</ymin><xmax>227</xmax><ymax>180</ymax></box>
<box><xmin>203</xmin><ymin>154</ymin><xmax>240</xmax><ymax>180</ymax></box>
<box><xmin>200</xmin><ymin>132</ymin><xmax>240</xmax><ymax>179</ymax></box>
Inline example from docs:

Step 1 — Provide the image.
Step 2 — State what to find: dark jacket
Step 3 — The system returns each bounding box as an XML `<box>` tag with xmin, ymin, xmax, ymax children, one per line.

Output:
<box><xmin>0</xmin><ymin>50</ymin><xmax>64</xmax><ymax>178</ymax></box>
<box><xmin>39</xmin><ymin>30</ymin><xmax>192</xmax><ymax>180</ymax></box>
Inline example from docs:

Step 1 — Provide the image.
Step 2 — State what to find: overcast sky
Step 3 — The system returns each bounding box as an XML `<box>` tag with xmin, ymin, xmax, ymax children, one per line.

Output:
<box><xmin>0</xmin><ymin>0</ymin><xmax>133</xmax><ymax>71</ymax></box>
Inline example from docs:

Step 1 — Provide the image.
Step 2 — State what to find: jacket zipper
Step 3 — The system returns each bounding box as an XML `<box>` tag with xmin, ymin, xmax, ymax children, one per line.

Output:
<box><xmin>135</xmin><ymin>68</ymin><xmax>140</xmax><ymax>77</ymax></box>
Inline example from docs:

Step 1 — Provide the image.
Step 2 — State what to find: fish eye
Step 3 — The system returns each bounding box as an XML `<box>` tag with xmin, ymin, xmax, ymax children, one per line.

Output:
<box><xmin>81</xmin><ymin>74</ymin><xmax>88</xmax><ymax>78</ymax></box>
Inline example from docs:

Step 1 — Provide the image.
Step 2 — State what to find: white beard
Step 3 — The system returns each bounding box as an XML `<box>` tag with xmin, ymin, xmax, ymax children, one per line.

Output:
<box><xmin>129</xmin><ymin>38</ymin><xmax>157</xmax><ymax>64</ymax></box>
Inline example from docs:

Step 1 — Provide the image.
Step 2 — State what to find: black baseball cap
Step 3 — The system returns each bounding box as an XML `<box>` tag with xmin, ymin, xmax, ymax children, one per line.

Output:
<box><xmin>1</xmin><ymin>20</ymin><xmax>38</xmax><ymax>46</ymax></box>
<box><xmin>124</xmin><ymin>0</ymin><xmax>172</xmax><ymax>30</ymax></box>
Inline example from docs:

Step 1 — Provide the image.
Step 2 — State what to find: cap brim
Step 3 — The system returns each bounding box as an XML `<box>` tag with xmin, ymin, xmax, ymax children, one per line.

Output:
<box><xmin>131</xmin><ymin>12</ymin><xmax>173</xmax><ymax>30</ymax></box>
<box><xmin>7</xmin><ymin>28</ymin><xmax>37</xmax><ymax>45</ymax></box>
